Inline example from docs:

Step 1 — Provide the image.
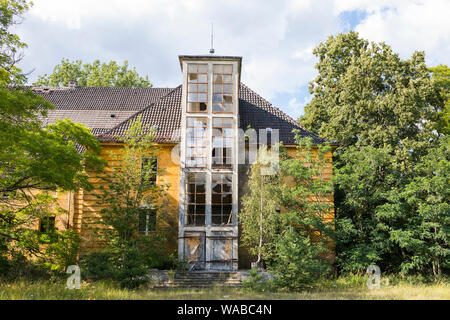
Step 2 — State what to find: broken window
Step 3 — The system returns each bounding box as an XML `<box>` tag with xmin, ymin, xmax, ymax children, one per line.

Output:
<box><xmin>212</xmin><ymin>118</ymin><xmax>233</xmax><ymax>168</ymax></box>
<box><xmin>186</xmin><ymin>172</ymin><xmax>206</xmax><ymax>226</ymax></box>
<box><xmin>186</xmin><ymin>117</ymin><xmax>207</xmax><ymax>168</ymax></box>
<box><xmin>211</xmin><ymin>173</ymin><xmax>233</xmax><ymax>225</ymax></box>
<box><xmin>213</xmin><ymin>64</ymin><xmax>233</xmax><ymax>113</ymax></box>
<box><xmin>187</xmin><ymin>64</ymin><xmax>208</xmax><ymax>112</ymax></box>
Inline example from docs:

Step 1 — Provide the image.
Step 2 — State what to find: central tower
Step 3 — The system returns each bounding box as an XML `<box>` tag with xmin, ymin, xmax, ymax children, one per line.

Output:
<box><xmin>178</xmin><ymin>55</ymin><xmax>242</xmax><ymax>271</ymax></box>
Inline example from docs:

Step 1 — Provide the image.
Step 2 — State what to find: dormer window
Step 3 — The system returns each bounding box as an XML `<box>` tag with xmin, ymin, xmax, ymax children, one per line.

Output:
<box><xmin>213</xmin><ymin>64</ymin><xmax>233</xmax><ymax>113</ymax></box>
<box><xmin>187</xmin><ymin>64</ymin><xmax>208</xmax><ymax>112</ymax></box>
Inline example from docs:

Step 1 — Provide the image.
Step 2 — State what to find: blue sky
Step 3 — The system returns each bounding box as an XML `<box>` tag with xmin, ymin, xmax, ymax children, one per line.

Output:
<box><xmin>15</xmin><ymin>0</ymin><xmax>450</xmax><ymax>120</ymax></box>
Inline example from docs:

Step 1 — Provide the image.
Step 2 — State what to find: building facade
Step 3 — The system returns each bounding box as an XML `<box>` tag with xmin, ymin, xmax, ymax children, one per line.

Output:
<box><xmin>35</xmin><ymin>54</ymin><xmax>334</xmax><ymax>270</ymax></box>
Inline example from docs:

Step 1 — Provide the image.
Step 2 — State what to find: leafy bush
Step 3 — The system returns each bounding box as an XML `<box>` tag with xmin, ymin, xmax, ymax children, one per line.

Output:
<box><xmin>44</xmin><ymin>230</ymin><xmax>81</xmax><ymax>271</ymax></box>
<box><xmin>271</xmin><ymin>227</ymin><xmax>330</xmax><ymax>291</ymax></box>
<box><xmin>242</xmin><ymin>268</ymin><xmax>273</xmax><ymax>292</ymax></box>
<box><xmin>79</xmin><ymin>251</ymin><xmax>117</xmax><ymax>280</ymax></box>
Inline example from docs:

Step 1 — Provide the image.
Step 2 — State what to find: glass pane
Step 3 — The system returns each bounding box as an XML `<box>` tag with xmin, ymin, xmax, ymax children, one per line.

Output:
<box><xmin>188</xmin><ymin>64</ymin><xmax>197</xmax><ymax>73</ymax></box>
<box><xmin>188</xmin><ymin>93</ymin><xmax>197</xmax><ymax>102</ymax></box>
<box><xmin>213</xmin><ymin>104</ymin><xmax>223</xmax><ymax>112</ymax></box>
<box><xmin>198</xmin><ymin>74</ymin><xmax>207</xmax><ymax>82</ymax></box>
<box><xmin>223</xmin><ymin>65</ymin><xmax>233</xmax><ymax>73</ymax></box>
<box><xmin>198</xmin><ymin>93</ymin><xmax>207</xmax><ymax>102</ymax></box>
<box><xmin>213</xmin><ymin>64</ymin><xmax>224</xmax><ymax>73</ymax></box>
<box><xmin>223</xmin><ymin>174</ymin><xmax>233</xmax><ymax>184</ymax></box>
<box><xmin>188</xmin><ymin>84</ymin><xmax>197</xmax><ymax>92</ymax></box>
<box><xmin>223</xmin><ymin>104</ymin><xmax>232</xmax><ymax>112</ymax></box>
<box><xmin>223</xmin><ymin>128</ymin><xmax>233</xmax><ymax>137</ymax></box>
<box><xmin>223</xmin><ymin>75</ymin><xmax>232</xmax><ymax>83</ymax></box>
<box><xmin>214</xmin><ymin>75</ymin><xmax>223</xmax><ymax>83</ymax></box>
<box><xmin>198</xmin><ymin>84</ymin><xmax>207</xmax><ymax>92</ymax></box>
<box><xmin>223</xmin><ymin>84</ymin><xmax>232</xmax><ymax>93</ymax></box>
<box><xmin>213</xmin><ymin>84</ymin><xmax>222</xmax><ymax>93</ymax></box>
<box><xmin>213</xmin><ymin>94</ymin><xmax>223</xmax><ymax>102</ymax></box>
<box><xmin>212</xmin><ymin>174</ymin><xmax>222</xmax><ymax>183</ymax></box>
<box><xmin>197</xmin><ymin>64</ymin><xmax>208</xmax><ymax>73</ymax></box>
<box><xmin>222</xmin><ymin>118</ymin><xmax>233</xmax><ymax>127</ymax></box>
<box><xmin>199</xmin><ymin>102</ymin><xmax>207</xmax><ymax>111</ymax></box>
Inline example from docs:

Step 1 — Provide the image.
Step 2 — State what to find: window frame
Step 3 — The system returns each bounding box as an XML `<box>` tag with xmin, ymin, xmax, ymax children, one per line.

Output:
<box><xmin>185</xmin><ymin>172</ymin><xmax>206</xmax><ymax>226</ymax></box>
<box><xmin>187</xmin><ymin>64</ymin><xmax>209</xmax><ymax>113</ymax></box>
<box><xmin>212</xmin><ymin>117</ymin><xmax>234</xmax><ymax>169</ymax></box>
<box><xmin>186</xmin><ymin>117</ymin><xmax>208</xmax><ymax>168</ymax></box>
<box><xmin>212</xmin><ymin>64</ymin><xmax>234</xmax><ymax>114</ymax></box>
<box><xmin>211</xmin><ymin>173</ymin><xmax>233</xmax><ymax>226</ymax></box>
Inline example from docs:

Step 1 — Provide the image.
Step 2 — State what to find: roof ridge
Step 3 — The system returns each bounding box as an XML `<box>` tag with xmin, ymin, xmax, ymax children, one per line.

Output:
<box><xmin>98</xmin><ymin>85</ymin><xmax>181</xmax><ymax>139</ymax></box>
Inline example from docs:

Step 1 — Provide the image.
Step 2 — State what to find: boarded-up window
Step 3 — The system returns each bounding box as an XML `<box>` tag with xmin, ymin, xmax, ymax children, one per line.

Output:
<box><xmin>184</xmin><ymin>232</ymin><xmax>206</xmax><ymax>270</ymax></box>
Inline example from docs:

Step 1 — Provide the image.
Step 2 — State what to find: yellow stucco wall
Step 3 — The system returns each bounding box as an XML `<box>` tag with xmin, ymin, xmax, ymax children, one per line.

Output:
<box><xmin>70</xmin><ymin>142</ymin><xmax>180</xmax><ymax>254</ymax></box>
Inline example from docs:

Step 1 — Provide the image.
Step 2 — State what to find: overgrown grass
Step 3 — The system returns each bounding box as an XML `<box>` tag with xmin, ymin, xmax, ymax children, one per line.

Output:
<box><xmin>0</xmin><ymin>276</ymin><xmax>448</xmax><ymax>300</ymax></box>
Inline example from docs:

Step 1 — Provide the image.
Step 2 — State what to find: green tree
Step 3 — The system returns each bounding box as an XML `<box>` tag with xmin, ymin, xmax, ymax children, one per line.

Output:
<box><xmin>377</xmin><ymin>136</ymin><xmax>449</xmax><ymax>277</ymax></box>
<box><xmin>240</xmin><ymin>145</ymin><xmax>283</xmax><ymax>267</ymax></box>
<box><xmin>34</xmin><ymin>58</ymin><xmax>152</xmax><ymax>88</ymax></box>
<box><xmin>0</xmin><ymin>0</ymin><xmax>30</xmax><ymax>85</ymax></box>
<box><xmin>0</xmin><ymin>0</ymin><xmax>105</xmax><ymax>271</ymax></box>
<box><xmin>430</xmin><ymin>64</ymin><xmax>450</xmax><ymax>135</ymax></box>
<box><xmin>299</xmin><ymin>31</ymin><xmax>445</xmax><ymax>275</ymax></box>
<box><xmin>92</xmin><ymin>116</ymin><xmax>176</xmax><ymax>288</ymax></box>
<box><xmin>271</xmin><ymin>136</ymin><xmax>334</xmax><ymax>290</ymax></box>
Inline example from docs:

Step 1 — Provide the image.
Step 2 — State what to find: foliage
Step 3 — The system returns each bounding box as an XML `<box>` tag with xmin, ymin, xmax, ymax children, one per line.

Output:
<box><xmin>43</xmin><ymin>229</ymin><xmax>81</xmax><ymax>271</ymax></box>
<box><xmin>0</xmin><ymin>0</ymin><xmax>31</xmax><ymax>85</ymax></box>
<box><xmin>241</xmin><ymin>268</ymin><xmax>272</xmax><ymax>292</ymax></box>
<box><xmin>271</xmin><ymin>227</ymin><xmax>330</xmax><ymax>291</ymax></box>
<box><xmin>93</xmin><ymin>116</ymin><xmax>177</xmax><ymax>288</ymax></box>
<box><xmin>79</xmin><ymin>251</ymin><xmax>117</xmax><ymax>281</ymax></box>
<box><xmin>240</xmin><ymin>136</ymin><xmax>334</xmax><ymax>290</ymax></box>
<box><xmin>239</xmin><ymin>145</ymin><xmax>283</xmax><ymax>266</ymax></box>
<box><xmin>430</xmin><ymin>64</ymin><xmax>450</xmax><ymax>135</ymax></box>
<box><xmin>377</xmin><ymin>136</ymin><xmax>449</xmax><ymax>276</ymax></box>
<box><xmin>270</xmin><ymin>136</ymin><xmax>334</xmax><ymax>290</ymax></box>
<box><xmin>34</xmin><ymin>58</ymin><xmax>152</xmax><ymax>88</ymax></box>
<box><xmin>0</xmin><ymin>0</ymin><xmax>105</xmax><ymax>269</ymax></box>
<box><xmin>299</xmin><ymin>31</ymin><xmax>446</xmax><ymax>277</ymax></box>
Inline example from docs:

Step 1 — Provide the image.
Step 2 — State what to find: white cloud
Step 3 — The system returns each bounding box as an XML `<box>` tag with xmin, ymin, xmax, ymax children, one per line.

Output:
<box><xmin>14</xmin><ymin>0</ymin><xmax>450</xmax><ymax>118</ymax></box>
<box><xmin>353</xmin><ymin>0</ymin><xmax>450</xmax><ymax>66</ymax></box>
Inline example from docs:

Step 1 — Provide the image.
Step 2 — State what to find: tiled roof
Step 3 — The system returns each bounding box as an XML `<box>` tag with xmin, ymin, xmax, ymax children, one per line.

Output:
<box><xmin>36</xmin><ymin>84</ymin><xmax>331</xmax><ymax>145</ymax></box>
<box><xmin>33</xmin><ymin>86</ymin><xmax>172</xmax><ymax>110</ymax></box>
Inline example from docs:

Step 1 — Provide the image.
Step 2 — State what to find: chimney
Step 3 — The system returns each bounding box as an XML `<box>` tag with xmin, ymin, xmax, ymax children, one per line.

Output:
<box><xmin>68</xmin><ymin>80</ymin><xmax>77</xmax><ymax>89</ymax></box>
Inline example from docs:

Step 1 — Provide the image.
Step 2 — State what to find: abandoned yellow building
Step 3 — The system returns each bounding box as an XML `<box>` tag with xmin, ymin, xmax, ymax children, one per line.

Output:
<box><xmin>34</xmin><ymin>54</ymin><xmax>334</xmax><ymax>270</ymax></box>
